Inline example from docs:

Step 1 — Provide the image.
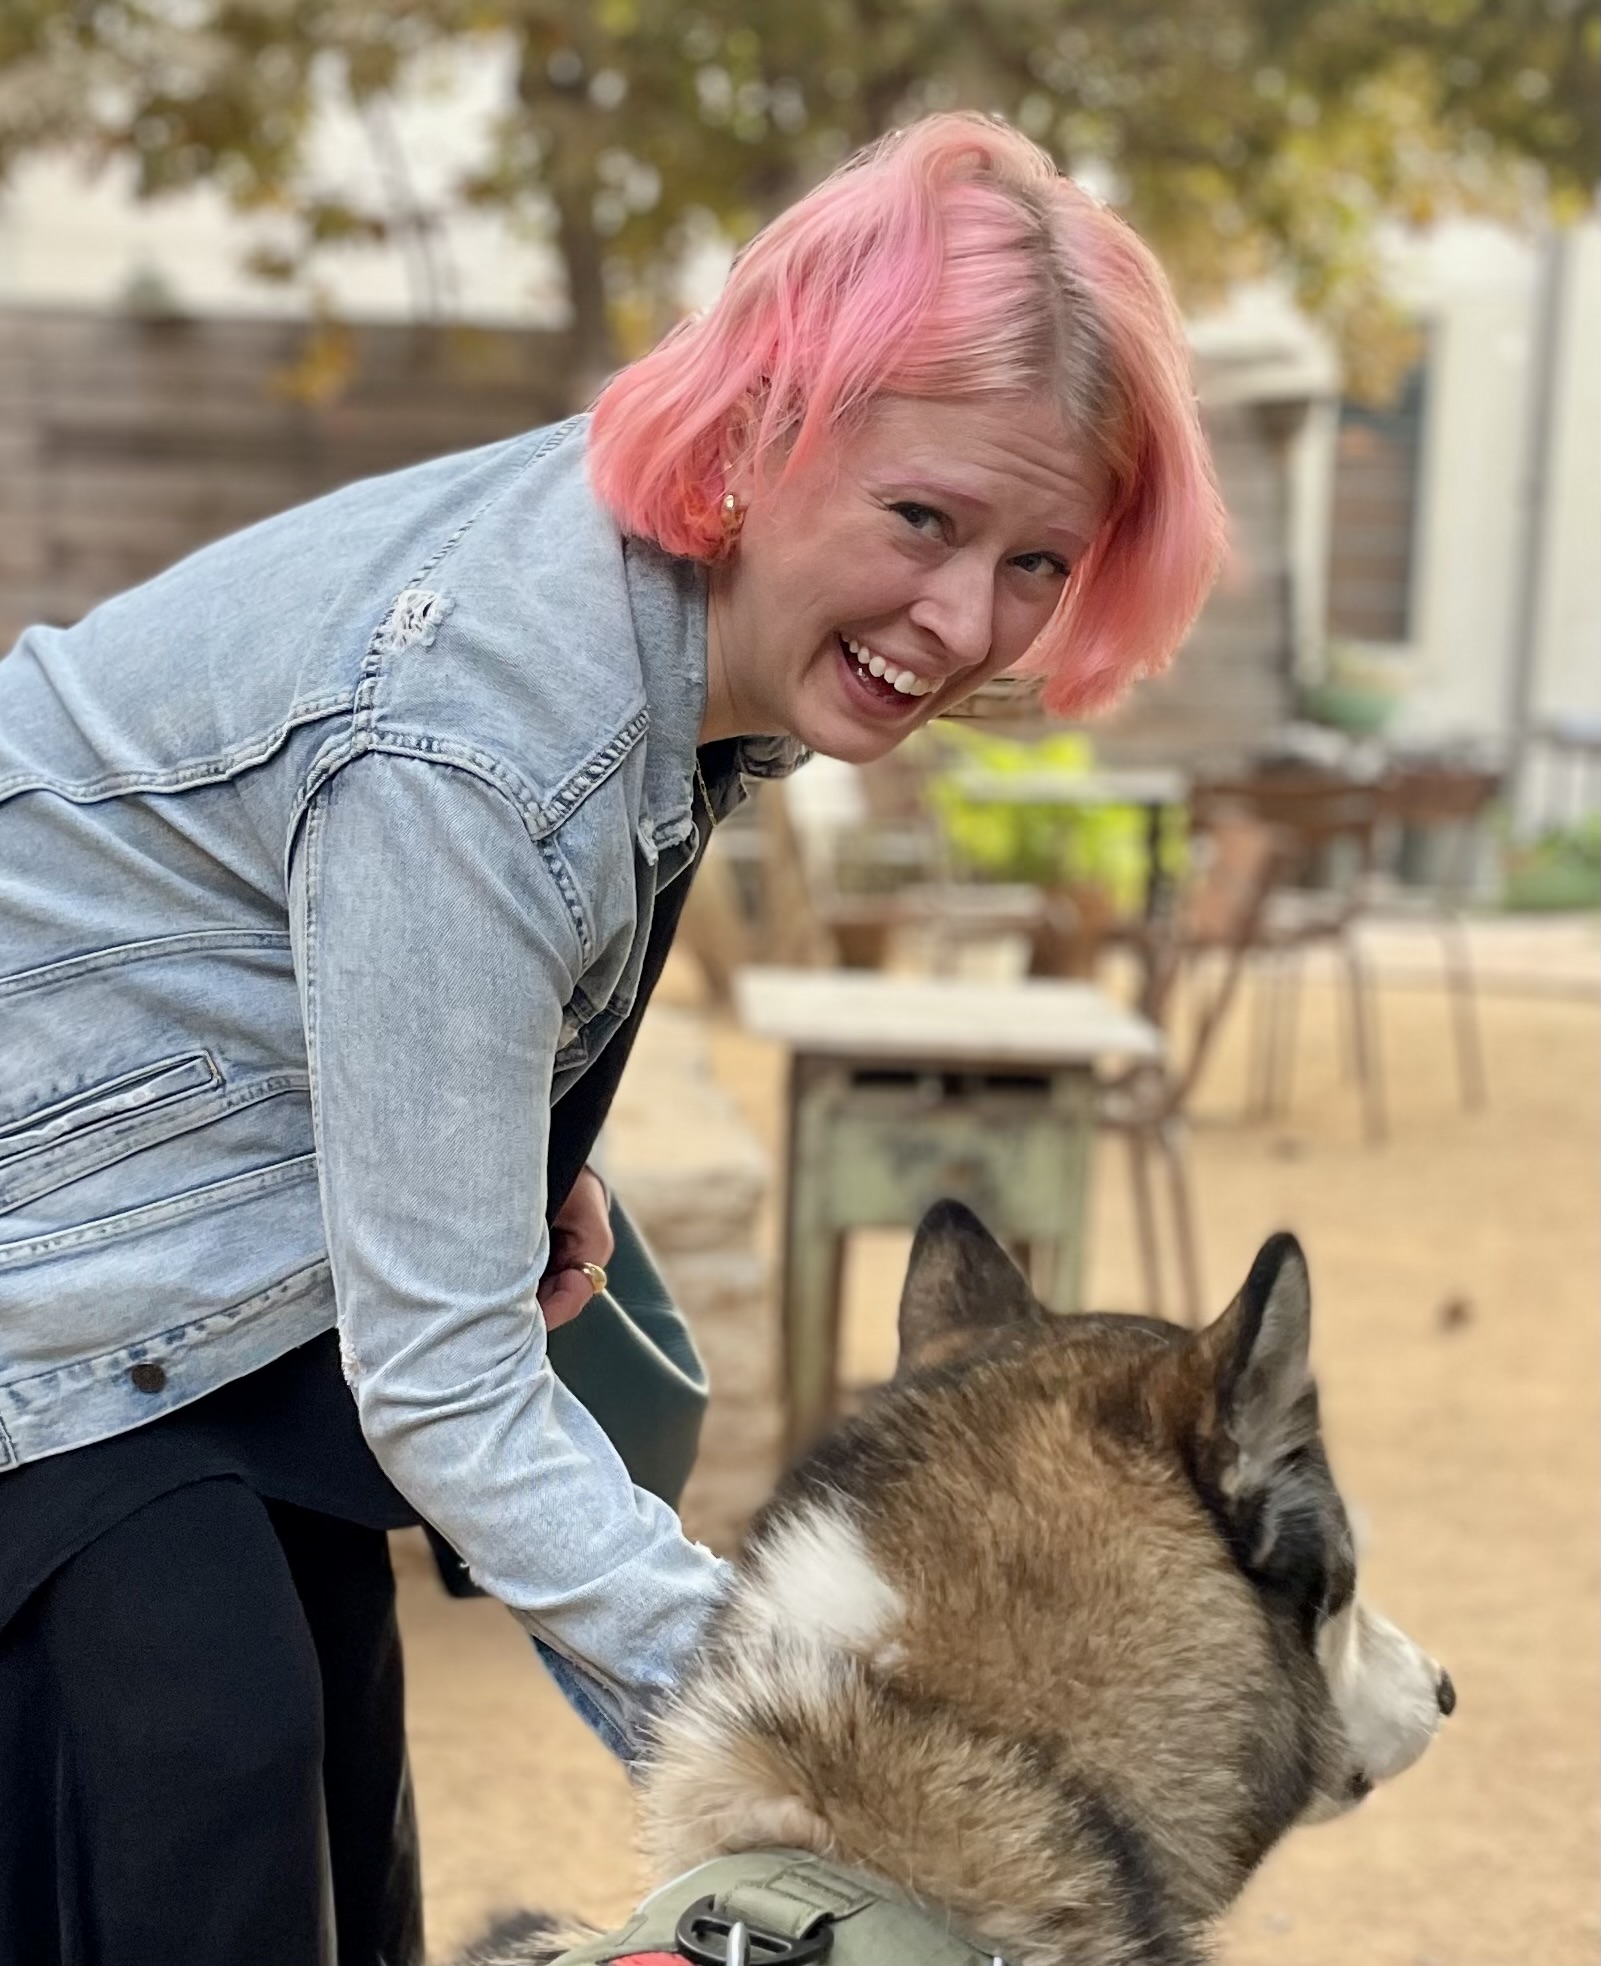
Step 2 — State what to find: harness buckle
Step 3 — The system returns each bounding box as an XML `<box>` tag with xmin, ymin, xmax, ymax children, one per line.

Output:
<box><xmin>673</xmin><ymin>1895</ymin><xmax>835</xmax><ymax>1965</ymax></box>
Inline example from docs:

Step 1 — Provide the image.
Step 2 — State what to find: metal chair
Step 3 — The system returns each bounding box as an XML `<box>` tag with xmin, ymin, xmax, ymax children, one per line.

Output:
<box><xmin>1192</xmin><ymin>773</ymin><xmax>1389</xmax><ymax>1143</ymax></box>
<box><xmin>1097</xmin><ymin>812</ymin><xmax>1287</xmax><ymax>1322</ymax></box>
<box><xmin>1374</xmin><ymin>763</ymin><xmax>1503</xmax><ymax>1111</ymax></box>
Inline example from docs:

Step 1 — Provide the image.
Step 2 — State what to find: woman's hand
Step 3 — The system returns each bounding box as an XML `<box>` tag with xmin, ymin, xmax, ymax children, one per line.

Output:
<box><xmin>538</xmin><ymin>1165</ymin><xmax>615</xmax><ymax>1332</ymax></box>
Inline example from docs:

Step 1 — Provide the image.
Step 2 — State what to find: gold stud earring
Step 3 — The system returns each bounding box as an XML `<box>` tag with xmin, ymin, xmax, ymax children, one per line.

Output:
<box><xmin>720</xmin><ymin>491</ymin><xmax>745</xmax><ymax>539</ymax></box>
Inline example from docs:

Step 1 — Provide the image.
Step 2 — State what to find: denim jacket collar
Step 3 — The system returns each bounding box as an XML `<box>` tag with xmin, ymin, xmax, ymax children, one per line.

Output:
<box><xmin>620</xmin><ymin>533</ymin><xmax>807</xmax><ymax>851</ymax></box>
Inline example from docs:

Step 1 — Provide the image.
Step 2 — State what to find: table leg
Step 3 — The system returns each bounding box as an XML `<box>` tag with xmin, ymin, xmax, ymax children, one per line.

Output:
<box><xmin>780</xmin><ymin>1060</ymin><xmax>849</xmax><ymax>1456</ymax></box>
<box><xmin>1041</xmin><ymin>1068</ymin><xmax>1095</xmax><ymax>1315</ymax></box>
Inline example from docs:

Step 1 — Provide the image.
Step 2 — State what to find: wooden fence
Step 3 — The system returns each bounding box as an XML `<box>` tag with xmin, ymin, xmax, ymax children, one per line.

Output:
<box><xmin>0</xmin><ymin>310</ymin><xmax>578</xmax><ymax>644</ymax></box>
<box><xmin>0</xmin><ymin>307</ymin><xmax>1294</xmax><ymax>768</ymax></box>
<box><xmin>1092</xmin><ymin>391</ymin><xmax>1294</xmax><ymax>767</ymax></box>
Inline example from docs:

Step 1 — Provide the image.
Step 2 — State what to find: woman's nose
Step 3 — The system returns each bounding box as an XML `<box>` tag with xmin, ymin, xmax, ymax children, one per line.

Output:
<box><xmin>909</xmin><ymin>559</ymin><xmax>995</xmax><ymax>668</ymax></box>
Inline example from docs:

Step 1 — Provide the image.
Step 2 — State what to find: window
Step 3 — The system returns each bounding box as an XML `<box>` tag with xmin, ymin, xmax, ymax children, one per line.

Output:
<box><xmin>1325</xmin><ymin>360</ymin><xmax>1427</xmax><ymax>645</ymax></box>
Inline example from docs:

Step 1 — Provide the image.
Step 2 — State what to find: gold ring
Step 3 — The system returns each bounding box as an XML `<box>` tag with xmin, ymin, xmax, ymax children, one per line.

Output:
<box><xmin>578</xmin><ymin>1262</ymin><xmax>608</xmax><ymax>1295</ymax></box>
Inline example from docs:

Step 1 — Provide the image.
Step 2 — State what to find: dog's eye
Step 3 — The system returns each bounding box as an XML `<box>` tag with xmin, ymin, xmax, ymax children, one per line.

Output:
<box><xmin>1322</xmin><ymin>1531</ymin><xmax>1357</xmax><ymax>1621</ymax></box>
<box><xmin>1250</xmin><ymin>1503</ymin><xmax>1335</xmax><ymax>1632</ymax></box>
<box><xmin>1320</xmin><ymin>1571</ymin><xmax>1355</xmax><ymax>1625</ymax></box>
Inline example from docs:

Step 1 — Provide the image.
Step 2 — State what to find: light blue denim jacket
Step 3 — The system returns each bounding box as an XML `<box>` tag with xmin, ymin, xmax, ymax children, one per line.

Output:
<box><xmin>0</xmin><ymin>414</ymin><xmax>802</xmax><ymax>1751</ymax></box>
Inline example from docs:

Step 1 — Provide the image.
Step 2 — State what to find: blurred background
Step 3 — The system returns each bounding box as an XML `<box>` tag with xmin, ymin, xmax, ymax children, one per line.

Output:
<box><xmin>1</xmin><ymin>5</ymin><xmax>1596</xmax><ymax>1961</ymax></box>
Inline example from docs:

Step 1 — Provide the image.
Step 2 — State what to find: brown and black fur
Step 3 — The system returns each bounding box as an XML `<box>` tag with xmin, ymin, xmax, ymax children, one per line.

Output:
<box><xmin>483</xmin><ymin>1202</ymin><xmax>1450</xmax><ymax>1966</ymax></box>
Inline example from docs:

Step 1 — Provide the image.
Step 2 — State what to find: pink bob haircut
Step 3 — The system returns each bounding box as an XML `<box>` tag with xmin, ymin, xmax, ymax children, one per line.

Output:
<box><xmin>588</xmin><ymin>113</ymin><xmax>1227</xmax><ymax>718</ymax></box>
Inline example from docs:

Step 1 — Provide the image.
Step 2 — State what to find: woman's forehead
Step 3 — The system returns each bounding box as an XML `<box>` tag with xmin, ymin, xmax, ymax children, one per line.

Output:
<box><xmin>846</xmin><ymin>395</ymin><xmax>1112</xmax><ymax>537</ymax></box>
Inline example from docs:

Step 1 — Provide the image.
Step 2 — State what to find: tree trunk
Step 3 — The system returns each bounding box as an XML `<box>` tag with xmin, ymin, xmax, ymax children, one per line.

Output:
<box><xmin>552</xmin><ymin>177</ymin><xmax>617</xmax><ymax>403</ymax></box>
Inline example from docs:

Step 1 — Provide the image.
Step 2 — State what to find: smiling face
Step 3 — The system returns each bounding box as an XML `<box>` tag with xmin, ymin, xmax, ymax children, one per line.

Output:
<box><xmin>701</xmin><ymin>393</ymin><xmax>1111</xmax><ymax>760</ymax></box>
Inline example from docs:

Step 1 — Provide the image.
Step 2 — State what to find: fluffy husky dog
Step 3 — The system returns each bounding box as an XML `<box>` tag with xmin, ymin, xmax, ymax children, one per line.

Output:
<box><xmin>507</xmin><ymin>1203</ymin><xmax>1453</xmax><ymax>1966</ymax></box>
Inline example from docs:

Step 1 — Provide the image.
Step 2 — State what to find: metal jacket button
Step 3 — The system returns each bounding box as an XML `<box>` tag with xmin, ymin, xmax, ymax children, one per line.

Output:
<box><xmin>129</xmin><ymin>1363</ymin><xmax>166</xmax><ymax>1394</ymax></box>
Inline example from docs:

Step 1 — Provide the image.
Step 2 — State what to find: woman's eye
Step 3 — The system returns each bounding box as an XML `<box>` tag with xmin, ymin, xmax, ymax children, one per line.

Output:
<box><xmin>893</xmin><ymin>502</ymin><xmax>945</xmax><ymax>537</ymax></box>
<box><xmin>1012</xmin><ymin>551</ymin><xmax>1070</xmax><ymax>580</ymax></box>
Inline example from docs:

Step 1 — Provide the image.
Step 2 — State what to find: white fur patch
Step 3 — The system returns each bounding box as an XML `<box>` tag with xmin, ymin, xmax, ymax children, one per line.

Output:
<box><xmin>741</xmin><ymin>1504</ymin><xmax>905</xmax><ymax>1659</ymax></box>
<box><xmin>641</xmin><ymin>1509</ymin><xmax>898</xmax><ymax>1874</ymax></box>
<box><xmin>642</xmin><ymin>1502</ymin><xmax>908</xmax><ymax>1874</ymax></box>
<box><xmin>1314</xmin><ymin>1598</ymin><xmax>1445</xmax><ymax>1808</ymax></box>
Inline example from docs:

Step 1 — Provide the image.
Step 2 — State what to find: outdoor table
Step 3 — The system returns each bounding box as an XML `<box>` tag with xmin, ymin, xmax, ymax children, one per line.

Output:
<box><xmin>735</xmin><ymin>965</ymin><xmax>1163</xmax><ymax>1452</ymax></box>
<box><xmin>946</xmin><ymin>764</ymin><xmax>1192</xmax><ymax>917</ymax></box>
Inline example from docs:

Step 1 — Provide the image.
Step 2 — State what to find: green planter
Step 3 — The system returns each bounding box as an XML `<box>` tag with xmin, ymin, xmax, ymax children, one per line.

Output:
<box><xmin>1298</xmin><ymin>680</ymin><xmax>1400</xmax><ymax>738</ymax></box>
<box><xmin>1500</xmin><ymin>822</ymin><xmax>1601</xmax><ymax>913</ymax></box>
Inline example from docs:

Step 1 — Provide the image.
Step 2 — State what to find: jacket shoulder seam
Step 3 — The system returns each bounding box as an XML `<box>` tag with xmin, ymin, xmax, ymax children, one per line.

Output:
<box><xmin>0</xmin><ymin>692</ymin><xmax>355</xmax><ymax>806</ymax></box>
<box><xmin>290</xmin><ymin>737</ymin><xmax>626</xmax><ymax>964</ymax></box>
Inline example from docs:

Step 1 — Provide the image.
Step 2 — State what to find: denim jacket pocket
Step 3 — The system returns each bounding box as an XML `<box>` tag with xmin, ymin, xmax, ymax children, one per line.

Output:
<box><xmin>0</xmin><ymin>1152</ymin><xmax>319</xmax><ymax>1267</ymax></box>
<box><xmin>0</xmin><ymin>1050</ymin><xmax>224</xmax><ymax>1213</ymax></box>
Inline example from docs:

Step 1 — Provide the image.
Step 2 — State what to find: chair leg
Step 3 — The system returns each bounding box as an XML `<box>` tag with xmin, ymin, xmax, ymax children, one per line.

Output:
<box><xmin>1342</xmin><ymin>935</ymin><xmax>1387</xmax><ymax>1145</ymax></box>
<box><xmin>1247</xmin><ymin>958</ymin><xmax>1279</xmax><ymax>1121</ymax></box>
<box><xmin>1441</xmin><ymin>914</ymin><xmax>1488</xmax><ymax>1110</ymax></box>
<box><xmin>1156</xmin><ymin>1119</ymin><xmax>1205</xmax><ymax>1327</ymax></box>
<box><xmin>1267</xmin><ymin>953</ymin><xmax>1303</xmax><ymax>1121</ymax></box>
<box><xmin>1333</xmin><ymin>949</ymin><xmax>1356</xmax><ymax>1082</ymax></box>
<box><xmin>1126</xmin><ymin>1129</ymin><xmax>1164</xmax><ymax>1318</ymax></box>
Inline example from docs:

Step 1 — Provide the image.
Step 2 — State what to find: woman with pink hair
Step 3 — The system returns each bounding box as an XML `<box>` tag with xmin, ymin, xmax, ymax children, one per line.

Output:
<box><xmin>0</xmin><ymin>113</ymin><xmax>1222</xmax><ymax>1964</ymax></box>
<box><xmin>594</xmin><ymin>113</ymin><xmax>1223</xmax><ymax>736</ymax></box>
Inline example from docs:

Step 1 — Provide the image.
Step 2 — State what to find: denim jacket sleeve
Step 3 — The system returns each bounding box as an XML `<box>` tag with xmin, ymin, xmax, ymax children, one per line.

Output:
<box><xmin>288</xmin><ymin>747</ymin><xmax>728</xmax><ymax>1753</ymax></box>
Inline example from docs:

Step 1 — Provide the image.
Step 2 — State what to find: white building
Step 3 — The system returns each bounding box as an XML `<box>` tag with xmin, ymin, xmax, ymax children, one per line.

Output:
<box><xmin>1389</xmin><ymin>220</ymin><xmax>1599</xmax><ymax>772</ymax></box>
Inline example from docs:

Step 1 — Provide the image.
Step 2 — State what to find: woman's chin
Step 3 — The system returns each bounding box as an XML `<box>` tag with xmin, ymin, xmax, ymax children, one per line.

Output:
<box><xmin>793</xmin><ymin>709</ymin><xmax>923</xmax><ymax>766</ymax></box>
<box><xmin>786</xmin><ymin>642</ymin><xmax>933</xmax><ymax>761</ymax></box>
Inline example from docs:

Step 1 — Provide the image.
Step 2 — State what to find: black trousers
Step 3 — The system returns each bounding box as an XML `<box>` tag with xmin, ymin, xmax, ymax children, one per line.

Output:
<box><xmin>0</xmin><ymin>1477</ymin><xmax>423</xmax><ymax>1966</ymax></box>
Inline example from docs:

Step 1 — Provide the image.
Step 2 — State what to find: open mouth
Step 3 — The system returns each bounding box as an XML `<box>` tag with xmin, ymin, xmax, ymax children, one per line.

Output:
<box><xmin>836</xmin><ymin>634</ymin><xmax>936</xmax><ymax>716</ymax></box>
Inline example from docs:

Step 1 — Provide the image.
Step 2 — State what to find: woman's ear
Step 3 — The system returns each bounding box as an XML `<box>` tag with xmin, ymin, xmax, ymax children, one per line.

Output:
<box><xmin>714</xmin><ymin>425</ymin><xmax>762</xmax><ymax>558</ymax></box>
<box><xmin>718</xmin><ymin>392</ymin><xmax>766</xmax><ymax>506</ymax></box>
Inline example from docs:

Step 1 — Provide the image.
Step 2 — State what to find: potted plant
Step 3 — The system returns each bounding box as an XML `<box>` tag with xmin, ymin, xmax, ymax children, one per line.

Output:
<box><xmin>927</xmin><ymin>728</ymin><xmax>1185</xmax><ymax>975</ymax></box>
<box><xmin>1299</xmin><ymin>638</ymin><xmax>1411</xmax><ymax>737</ymax></box>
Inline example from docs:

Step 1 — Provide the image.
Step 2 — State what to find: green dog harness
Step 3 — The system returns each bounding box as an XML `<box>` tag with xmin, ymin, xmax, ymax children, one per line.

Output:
<box><xmin>547</xmin><ymin>1848</ymin><xmax>1007</xmax><ymax>1966</ymax></box>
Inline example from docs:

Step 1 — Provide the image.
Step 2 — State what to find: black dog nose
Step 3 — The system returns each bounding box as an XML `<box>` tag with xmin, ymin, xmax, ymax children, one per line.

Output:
<box><xmin>1436</xmin><ymin>1670</ymin><xmax>1457</xmax><ymax>1717</ymax></box>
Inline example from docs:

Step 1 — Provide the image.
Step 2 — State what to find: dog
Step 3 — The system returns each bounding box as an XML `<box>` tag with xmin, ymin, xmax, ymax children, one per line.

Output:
<box><xmin>481</xmin><ymin>1201</ymin><xmax>1453</xmax><ymax>1966</ymax></box>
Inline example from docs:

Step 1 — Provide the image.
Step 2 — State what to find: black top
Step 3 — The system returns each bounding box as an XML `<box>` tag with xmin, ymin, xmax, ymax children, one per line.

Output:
<box><xmin>0</xmin><ymin>1332</ymin><xmax>417</xmax><ymax>1630</ymax></box>
<box><xmin>0</xmin><ymin>750</ymin><xmax>727</xmax><ymax>1630</ymax></box>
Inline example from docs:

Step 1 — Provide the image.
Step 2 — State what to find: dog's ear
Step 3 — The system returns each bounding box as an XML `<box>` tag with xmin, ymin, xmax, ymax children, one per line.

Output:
<box><xmin>896</xmin><ymin>1199</ymin><xmax>1038</xmax><ymax>1376</ymax></box>
<box><xmin>1191</xmin><ymin>1232</ymin><xmax>1321</xmax><ymax>1564</ymax></box>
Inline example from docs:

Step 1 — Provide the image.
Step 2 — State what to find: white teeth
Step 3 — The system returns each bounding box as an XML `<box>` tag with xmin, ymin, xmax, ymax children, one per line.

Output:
<box><xmin>844</xmin><ymin>636</ymin><xmax>933</xmax><ymax>698</ymax></box>
<box><xmin>883</xmin><ymin>661</ymin><xmax>932</xmax><ymax>697</ymax></box>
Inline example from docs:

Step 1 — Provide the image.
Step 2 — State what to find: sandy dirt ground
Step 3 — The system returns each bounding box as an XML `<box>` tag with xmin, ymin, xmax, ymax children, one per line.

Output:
<box><xmin>399</xmin><ymin>941</ymin><xmax>1600</xmax><ymax>1966</ymax></box>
